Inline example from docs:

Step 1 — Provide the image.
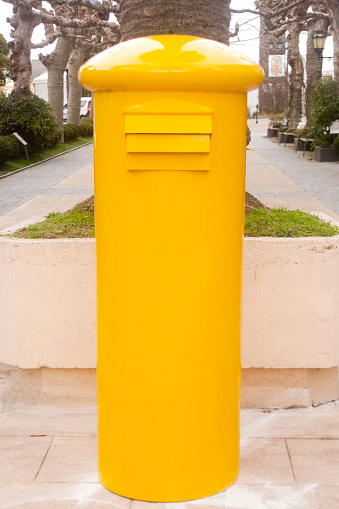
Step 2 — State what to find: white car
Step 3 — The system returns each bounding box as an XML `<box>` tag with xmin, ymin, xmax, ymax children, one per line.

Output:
<box><xmin>63</xmin><ymin>97</ymin><xmax>91</xmax><ymax>121</ymax></box>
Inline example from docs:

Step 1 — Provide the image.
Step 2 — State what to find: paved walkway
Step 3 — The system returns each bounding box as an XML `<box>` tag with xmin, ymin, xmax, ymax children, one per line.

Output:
<box><xmin>0</xmin><ymin>402</ymin><xmax>338</xmax><ymax>508</ymax></box>
<box><xmin>1</xmin><ymin>130</ymin><xmax>339</xmax><ymax>235</ymax></box>
<box><xmin>0</xmin><ymin>143</ymin><xmax>94</xmax><ymax>234</ymax></box>
<box><xmin>247</xmin><ymin>130</ymin><xmax>339</xmax><ymax>222</ymax></box>
<box><xmin>250</xmin><ymin>132</ymin><xmax>339</xmax><ymax>217</ymax></box>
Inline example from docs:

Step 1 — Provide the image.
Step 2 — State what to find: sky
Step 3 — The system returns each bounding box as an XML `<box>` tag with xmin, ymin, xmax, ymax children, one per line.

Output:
<box><xmin>0</xmin><ymin>0</ymin><xmax>334</xmax><ymax>69</ymax></box>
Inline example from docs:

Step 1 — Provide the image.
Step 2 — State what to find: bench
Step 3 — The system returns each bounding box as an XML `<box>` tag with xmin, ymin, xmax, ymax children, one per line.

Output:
<box><xmin>268</xmin><ymin>119</ymin><xmax>289</xmax><ymax>140</ymax></box>
<box><xmin>267</xmin><ymin>127</ymin><xmax>279</xmax><ymax>138</ymax></box>
<box><xmin>294</xmin><ymin>137</ymin><xmax>314</xmax><ymax>157</ymax></box>
<box><xmin>278</xmin><ymin>131</ymin><xmax>295</xmax><ymax>147</ymax></box>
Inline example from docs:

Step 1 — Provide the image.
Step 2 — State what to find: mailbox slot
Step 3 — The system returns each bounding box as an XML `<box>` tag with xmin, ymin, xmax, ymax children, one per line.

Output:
<box><xmin>124</xmin><ymin>99</ymin><xmax>213</xmax><ymax>171</ymax></box>
<box><xmin>127</xmin><ymin>134</ymin><xmax>210</xmax><ymax>153</ymax></box>
<box><xmin>125</xmin><ymin>114</ymin><xmax>212</xmax><ymax>134</ymax></box>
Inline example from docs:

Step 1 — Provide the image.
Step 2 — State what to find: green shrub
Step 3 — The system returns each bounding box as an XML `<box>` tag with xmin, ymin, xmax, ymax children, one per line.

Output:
<box><xmin>63</xmin><ymin>123</ymin><xmax>80</xmax><ymax>142</ymax></box>
<box><xmin>81</xmin><ymin>117</ymin><xmax>93</xmax><ymax>128</ymax></box>
<box><xmin>311</xmin><ymin>77</ymin><xmax>339</xmax><ymax>148</ymax></box>
<box><xmin>0</xmin><ymin>89</ymin><xmax>59</xmax><ymax>154</ymax></box>
<box><xmin>294</xmin><ymin>127</ymin><xmax>311</xmax><ymax>138</ymax></box>
<box><xmin>79</xmin><ymin>119</ymin><xmax>93</xmax><ymax>137</ymax></box>
<box><xmin>333</xmin><ymin>136</ymin><xmax>339</xmax><ymax>153</ymax></box>
<box><xmin>269</xmin><ymin>114</ymin><xmax>284</xmax><ymax>124</ymax></box>
<box><xmin>0</xmin><ymin>135</ymin><xmax>20</xmax><ymax>166</ymax></box>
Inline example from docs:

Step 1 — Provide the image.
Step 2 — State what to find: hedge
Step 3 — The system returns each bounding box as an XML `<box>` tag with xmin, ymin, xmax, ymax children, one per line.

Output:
<box><xmin>0</xmin><ymin>135</ymin><xmax>20</xmax><ymax>166</ymax></box>
<box><xmin>0</xmin><ymin>89</ymin><xmax>60</xmax><ymax>154</ymax></box>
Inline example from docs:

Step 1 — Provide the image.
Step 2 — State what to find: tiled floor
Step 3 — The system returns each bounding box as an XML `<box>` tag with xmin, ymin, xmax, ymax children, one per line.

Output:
<box><xmin>0</xmin><ymin>403</ymin><xmax>339</xmax><ymax>508</ymax></box>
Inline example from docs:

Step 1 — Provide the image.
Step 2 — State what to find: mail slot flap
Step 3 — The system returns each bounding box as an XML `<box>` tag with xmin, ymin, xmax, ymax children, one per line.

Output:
<box><xmin>127</xmin><ymin>134</ymin><xmax>210</xmax><ymax>153</ymax></box>
<box><xmin>125</xmin><ymin>114</ymin><xmax>212</xmax><ymax>134</ymax></box>
<box><xmin>124</xmin><ymin>99</ymin><xmax>213</xmax><ymax>134</ymax></box>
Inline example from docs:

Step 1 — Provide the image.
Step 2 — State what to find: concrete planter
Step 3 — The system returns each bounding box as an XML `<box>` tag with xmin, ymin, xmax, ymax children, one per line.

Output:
<box><xmin>294</xmin><ymin>138</ymin><xmax>304</xmax><ymax>152</ymax></box>
<box><xmin>314</xmin><ymin>146</ymin><xmax>339</xmax><ymax>163</ymax></box>
<box><xmin>267</xmin><ymin>127</ymin><xmax>278</xmax><ymax>138</ymax></box>
<box><xmin>1</xmin><ymin>237</ymin><xmax>338</xmax><ymax>408</ymax></box>
<box><xmin>278</xmin><ymin>131</ymin><xmax>294</xmax><ymax>145</ymax></box>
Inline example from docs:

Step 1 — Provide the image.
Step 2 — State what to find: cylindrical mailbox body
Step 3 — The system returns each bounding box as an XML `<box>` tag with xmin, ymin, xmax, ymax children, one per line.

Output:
<box><xmin>79</xmin><ymin>36</ymin><xmax>263</xmax><ymax>502</ymax></box>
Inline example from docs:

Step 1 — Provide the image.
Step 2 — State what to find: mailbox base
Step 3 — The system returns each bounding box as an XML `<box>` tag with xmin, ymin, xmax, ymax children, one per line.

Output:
<box><xmin>99</xmin><ymin>474</ymin><xmax>239</xmax><ymax>502</ymax></box>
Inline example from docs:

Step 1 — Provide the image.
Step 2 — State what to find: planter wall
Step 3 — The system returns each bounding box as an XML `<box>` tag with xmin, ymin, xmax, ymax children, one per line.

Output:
<box><xmin>1</xmin><ymin>237</ymin><xmax>338</xmax><ymax>407</ymax></box>
<box><xmin>314</xmin><ymin>146</ymin><xmax>339</xmax><ymax>163</ymax></box>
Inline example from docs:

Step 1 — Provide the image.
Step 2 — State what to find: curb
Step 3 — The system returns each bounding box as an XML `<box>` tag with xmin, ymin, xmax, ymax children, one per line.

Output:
<box><xmin>0</xmin><ymin>141</ymin><xmax>94</xmax><ymax>180</ymax></box>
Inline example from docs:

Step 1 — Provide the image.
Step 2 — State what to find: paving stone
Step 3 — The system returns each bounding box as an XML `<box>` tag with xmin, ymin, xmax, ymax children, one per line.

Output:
<box><xmin>287</xmin><ymin>438</ymin><xmax>339</xmax><ymax>486</ymax></box>
<box><xmin>0</xmin><ymin>482</ymin><xmax>130</xmax><ymax>509</ymax></box>
<box><xmin>238</xmin><ymin>438</ymin><xmax>295</xmax><ymax>486</ymax></box>
<box><xmin>246</xmin><ymin>163</ymin><xmax>302</xmax><ymax>192</ymax></box>
<box><xmin>51</xmin><ymin>164</ymin><xmax>94</xmax><ymax>190</ymax></box>
<box><xmin>0</xmin><ymin>437</ymin><xmax>51</xmax><ymax>482</ymax></box>
<box><xmin>36</xmin><ymin>437</ymin><xmax>98</xmax><ymax>483</ymax></box>
<box><xmin>0</xmin><ymin>405</ymin><xmax>97</xmax><ymax>437</ymax></box>
<box><xmin>241</xmin><ymin>404</ymin><xmax>339</xmax><ymax>439</ymax></box>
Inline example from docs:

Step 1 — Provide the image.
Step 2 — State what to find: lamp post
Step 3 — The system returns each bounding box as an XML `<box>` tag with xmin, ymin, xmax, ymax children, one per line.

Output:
<box><xmin>256</xmin><ymin>104</ymin><xmax>259</xmax><ymax>124</ymax></box>
<box><xmin>312</xmin><ymin>30</ymin><xmax>327</xmax><ymax>60</ymax></box>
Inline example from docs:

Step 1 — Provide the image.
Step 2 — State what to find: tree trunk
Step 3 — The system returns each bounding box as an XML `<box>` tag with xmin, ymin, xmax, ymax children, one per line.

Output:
<box><xmin>67</xmin><ymin>42</ymin><xmax>85</xmax><ymax>125</ymax></box>
<box><xmin>324</xmin><ymin>0</ymin><xmax>339</xmax><ymax>79</ymax></box>
<box><xmin>9</xmin><ymin>5</ymin><xmax>38</xmax><ymax>90</ymax></box>
<box><xmin>118</xmin><ymin>0</ymin><xmax>232</xmax><ymax>45</ymax></box>
<box><xmin>305</xmin><ymin>15</ymin><xmax>329</xmax><ymax>125</ymax></box>
<box><xmin>40</xmin><ymin>36</ymin><xmax>74</xmax><ymax>142</ymax></box>
<box><xmin>287</xmin><ymin>23</ymin><xmax>304</xmax><ymax>128</ymax></box>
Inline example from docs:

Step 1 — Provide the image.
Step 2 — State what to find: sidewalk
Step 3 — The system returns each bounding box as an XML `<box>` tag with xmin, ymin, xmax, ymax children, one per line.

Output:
<box><xmin>1</xmin><ymin>131</ymin><xmax>339</xmax><ymax>235</ymax></box>
<box><xmin>247</xmin><ymin>129</ymin><xmax>339</xmax><ymax>222</ymax></box>
<box><xmin>0</xmin><ymin>402</ymin><xmax>338</xmax><ymax>508</ymax></box>
<box><xmin>0</xmin><ymin>143</ymin><xmax>94</xmax><ymax>234</ymax></box>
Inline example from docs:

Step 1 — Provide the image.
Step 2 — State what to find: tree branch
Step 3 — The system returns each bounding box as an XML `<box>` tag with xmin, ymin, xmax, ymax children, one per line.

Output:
<box><xmin>39</xmin><ymin>11</ymin><xmax>119</xmax><ymax>30</ymax></box>
<box><xmin>231</xmin><ymin>0</ymin><xmax>307</xmax><ymax>20</ymax></box>
<box><xmin>31</xmin><ymin>30</ymin><xmax>63</xmax><ymax>48</ymax></box>
<box><xmin>46</xmin><ymin>0</ymin><xmax>119</xmax><ymax>14</ymax></box>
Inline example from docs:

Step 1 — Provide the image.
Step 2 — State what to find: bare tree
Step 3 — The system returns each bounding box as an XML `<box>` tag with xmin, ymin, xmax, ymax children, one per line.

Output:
<box><xmin>5</xmin><ymin>0</ymin><xmax>41</xmax><ymax>89</ymax></box>
<box><xmin>233</xmin><ymin>0</ymin><xmax>334</xmax><ymax>125</ymax></box>
<box><xmin>4</xmin><ymin>0</ymin><xmax>119</xmax><ymax>91</ymax></box>
<box><xmin>286</xmin><ymin>4</ymin><xmax>308</xmax><ymax>127</ymax></box>
<box><xmin>66</xmin><ymin>40</ymin><xmax>86</xmax><ymax>125</ymax></box>
<box><xmin>305</xmin><ymin>4</ymin><xmax>330</xmax><ymax>124</ymax></box>
<box><xmin>66</xmin><ymin>4</ymin><xmax>119</xmax><ymax>125</ymax></box>
<box><xmin>323</xmin><ymin>0</ymin><xmax>339</xmax><ymax>78</ymax></box>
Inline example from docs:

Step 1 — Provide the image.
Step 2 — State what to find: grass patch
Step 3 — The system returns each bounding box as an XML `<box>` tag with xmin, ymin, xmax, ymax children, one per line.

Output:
<box><xmin>0</xmin><ymin>137</ymin><xmax>93</xmax><ymax>175</ymax></box>
<box><xmin>11</xmin><ymin>197</ymin><xmax>94</xmax><ymax>239</ymax></box>
<box><xmin>9</xmin><ymin>199</ymin><xmax>339</xmax><ymax>239</ymax></box>
<box><xmin>245</xmin><ymin>208</ymin><xmax>339</xmax><ymax>237</ymax></box>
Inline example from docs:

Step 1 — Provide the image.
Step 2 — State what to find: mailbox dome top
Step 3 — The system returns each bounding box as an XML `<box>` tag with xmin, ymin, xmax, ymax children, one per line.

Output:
<box><xmin>79</xmin><ymin>35</ymin><xmax>264</xmax><ymax>93</ymax></box>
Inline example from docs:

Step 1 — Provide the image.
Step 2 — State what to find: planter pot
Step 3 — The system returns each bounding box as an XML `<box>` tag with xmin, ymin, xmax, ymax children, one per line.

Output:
<box><xmin>314</xmin><ymin>146</ymin><xmax>339</xmax><ymax>163</ymax></box>
<box><xmin>278</xmin><ymin>132</ymin><xmax>294</xmax><ymax>145</ymax></box>
<box><xmin>294</xmin><ymin>138</ymin><xmax>304</xmax><ymax>151</ymax></box>
<box><xmin>267</xmin><ymin>127</ymin><xmax>278</xmax><ymax>138</ymax></box>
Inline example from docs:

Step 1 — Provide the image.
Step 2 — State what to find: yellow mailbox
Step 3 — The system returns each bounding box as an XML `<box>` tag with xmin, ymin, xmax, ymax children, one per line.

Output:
<box><xmin>79</xmin><ymin>35</ymin><xmax>263</xmax><ymax>502</ymax></box>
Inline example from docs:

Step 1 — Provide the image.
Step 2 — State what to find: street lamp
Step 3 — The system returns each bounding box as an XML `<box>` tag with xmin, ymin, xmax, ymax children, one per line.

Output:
<box><xmin>312</xmin><ymin>30</ymin><xmax>327</xmax><ymax>59</ymax></box>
